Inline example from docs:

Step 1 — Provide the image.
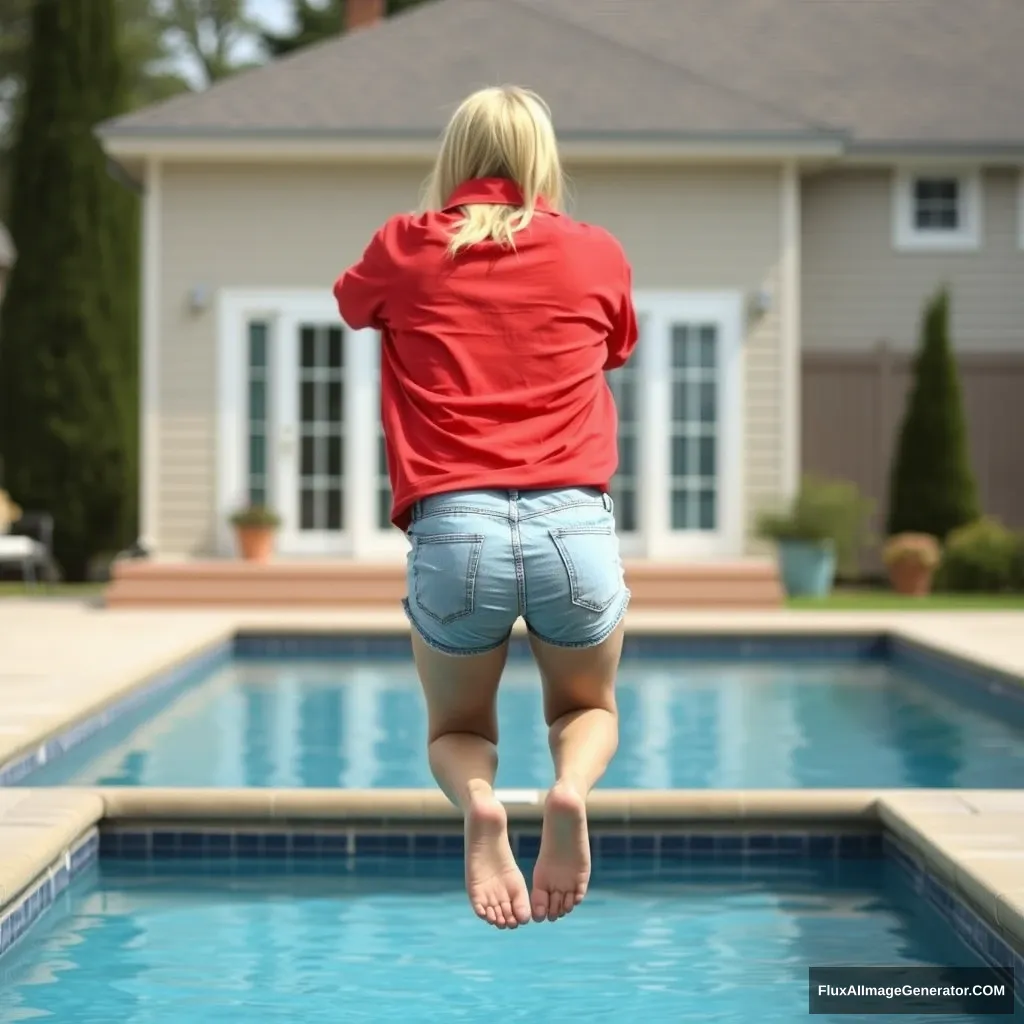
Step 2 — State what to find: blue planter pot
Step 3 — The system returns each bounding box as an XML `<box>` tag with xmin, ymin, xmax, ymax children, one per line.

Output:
<box><xmin>777</xmin><ymin>540</ymin><xmax>836</xmax><ymax>598</ymax></box>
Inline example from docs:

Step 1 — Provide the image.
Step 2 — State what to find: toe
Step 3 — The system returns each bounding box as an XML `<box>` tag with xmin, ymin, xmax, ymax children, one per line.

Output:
<box><xmin>512</xmin><ymin>890</ymin><xmax>532</xmax><ymax>926</ymax></box>
<box><xmin>499</xmin><ymin>899</ymin><xmax>516</xmax><ymax>927</ymax></box>
<box><xmin>547</xmin><ymin>891</ymin><xmax>564</xmax><ymax>922</ymax></box>
<box><xmin>531</xmin><ymin>889</ymin><xmax>549</xmax><ymax>923</ymax></box>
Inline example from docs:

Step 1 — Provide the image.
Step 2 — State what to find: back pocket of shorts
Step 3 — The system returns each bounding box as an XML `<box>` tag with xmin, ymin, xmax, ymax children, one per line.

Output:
<box><xmin>411</xmin><ymin>533</ymin><xmax>485</xmax><ymax>624</ymax></box>
<box><xmin>549</xmin><ymin>525</ymin><xmax>622</xmax><ymax>613</ymax></box>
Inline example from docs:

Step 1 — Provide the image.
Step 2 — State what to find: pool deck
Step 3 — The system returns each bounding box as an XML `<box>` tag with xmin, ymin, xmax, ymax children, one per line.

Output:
<box><xmin>1</xmin><ymin>599</ymin><xmax>1023</xmax><ymax>957</ymax></box>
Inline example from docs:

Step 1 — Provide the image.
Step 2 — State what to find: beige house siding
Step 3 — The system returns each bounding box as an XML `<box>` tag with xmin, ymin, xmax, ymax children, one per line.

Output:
<box><xmin>802</xmin><ymin>168</ymin><xmax>1024</xmax><ymax>352</ymax></box>
<box><xmin>156</xmin><ymin>163</ymin><xmax>783</xmax><ymax>555</ymax></box>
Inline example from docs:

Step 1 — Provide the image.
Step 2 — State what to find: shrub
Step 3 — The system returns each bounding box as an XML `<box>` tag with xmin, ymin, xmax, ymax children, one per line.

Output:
<box><xmin>882</xmin><ymin>532</ymin><xmax>941</xmax><ymax>570</ymax></box>
<box><xmin>756</xmin><ymin>476</ymin><xmax>874</xmax><ymax>576</ymax></box>
<box><xmin>230</xmin><ymin>505</ymin><xmax>281</xmax><ymax>529</ymax></box>
<box><xmin>886</xmin><ymin>288</ymin><xmax>980</xmax><ymax>540</ymax></box>
<box><xmin>935</xmin><ymin>518</ymin><xmax>1017</xmax><ymax>593</ymax></box>
<box><xmin>1010</xmin><ymin>533</ymin><xmax>1024</xmax><ymax>593</ymax></box>
<box><xmin>0</xmin><ymin>0</ymin><xmax>139</xmax><ymax>580</ymax></box>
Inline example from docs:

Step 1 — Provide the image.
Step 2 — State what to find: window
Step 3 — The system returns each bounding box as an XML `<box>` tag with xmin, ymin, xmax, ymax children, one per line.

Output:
<box><xmin>892</xmin><ymin>169</ymin><xmax>981</xmax><ymax>251</ymax></box>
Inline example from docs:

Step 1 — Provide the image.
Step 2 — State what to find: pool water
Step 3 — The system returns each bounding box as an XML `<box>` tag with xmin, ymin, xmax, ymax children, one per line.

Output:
<box><xmin>20</xmin><ymin>657</ymin><xmax>1024</xmax><ymax>788</ymax></box>
<box><xmin>0</xmin><ymin>857</ymin><xmax>1015</xmax><ymax>1023</ymax></box>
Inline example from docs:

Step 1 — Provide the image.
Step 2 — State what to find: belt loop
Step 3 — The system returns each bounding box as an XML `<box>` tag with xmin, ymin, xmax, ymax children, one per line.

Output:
<box><xmin>411</xmin><ymin>500</ymin><xmax>421</xmax><ymax>522</ymax></box>
<box><xmin>602</xmin><ymin>492</ymin><xmax>614</xmax><ymax>513</ymax></box>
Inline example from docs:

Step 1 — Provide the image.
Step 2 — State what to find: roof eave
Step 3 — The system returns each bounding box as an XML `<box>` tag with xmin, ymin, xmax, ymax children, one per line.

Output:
<box><xmin>96</xmin><ymin>128</ymin><xmax>847</xmax><ymax>164</ymax></box>
<box><xmin>844</xmin><ymin>141</ymin><xmax>1024</xmax><ymax>165</ymax></box>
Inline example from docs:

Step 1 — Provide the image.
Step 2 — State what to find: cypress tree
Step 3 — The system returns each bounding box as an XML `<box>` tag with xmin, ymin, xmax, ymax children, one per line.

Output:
<box><xmin>0</xmin><ymin>0</ymin><xmax>138</xmax><ymax>580</ymax></box>
<box><xmin>885</xmin><ymin>288</ymin><xmax>980</xmax><ymax>539</ymax></box>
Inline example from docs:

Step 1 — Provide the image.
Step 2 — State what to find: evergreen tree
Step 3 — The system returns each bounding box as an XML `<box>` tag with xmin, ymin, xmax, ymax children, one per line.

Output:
<box><xmin>262</xmin><ymin>0</ymin><xmax>434</xmax><ymax>57</ymax></box>
<box><xmin>886</xmin><ymin>288</ymin><xmax>980</xmax><ymax>539</ymax></box>
<box><xmin>0</xmin><ymin>0</ymin><xmax>139</xmax><ymax>579</ymax></box>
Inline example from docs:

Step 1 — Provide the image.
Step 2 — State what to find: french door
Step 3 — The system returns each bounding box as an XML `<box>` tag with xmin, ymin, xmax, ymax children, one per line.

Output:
<box><xmin>218</xmin><ymin>289</ymin><xmax>742</xmax><ymax>560</ymax></box>
<box><xmin>218</xmin><ymin>291</ymin><xmax>402</xmax><ymax>558</ymax></box>
<box><xmin>608</xmin><ymin>292</ymin><xmax>744</xmax><ymax>558</ymax></box>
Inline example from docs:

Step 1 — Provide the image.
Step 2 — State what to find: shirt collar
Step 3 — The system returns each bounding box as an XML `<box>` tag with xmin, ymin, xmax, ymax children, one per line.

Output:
<box><xmin>442</xmin><ymin>177</ymin><xmax>552</xmax><ymax>212</ymax></box>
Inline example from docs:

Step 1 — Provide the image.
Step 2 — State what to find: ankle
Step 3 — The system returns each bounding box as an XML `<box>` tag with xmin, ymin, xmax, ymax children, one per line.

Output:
<box><xmin>464</xmin><ymin>779</ymin><xmax>496</xmax><ymax>804</ymax></box>
<box><xmin>552</xmin><ymin>773</ymin><xmax>589</xmax><ymax>797</ymax></box>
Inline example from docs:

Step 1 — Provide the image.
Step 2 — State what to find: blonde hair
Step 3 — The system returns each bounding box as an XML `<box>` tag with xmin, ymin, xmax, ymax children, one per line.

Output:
<box><xmin>423</xmin><ymin>85</ymin><xmax>565</xmax><ymax>255</ymax></box>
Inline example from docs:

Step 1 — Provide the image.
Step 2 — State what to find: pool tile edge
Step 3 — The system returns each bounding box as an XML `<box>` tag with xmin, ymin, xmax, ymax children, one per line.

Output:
<box><xmin>0</xmin><ymin>791</ymin><xmax>103</xmax><ymax>958</ymax></box>
<box><xmin>878</xmin><ymin>793</ymin><xmax>1024</xmax><ymax>960</ymax></box>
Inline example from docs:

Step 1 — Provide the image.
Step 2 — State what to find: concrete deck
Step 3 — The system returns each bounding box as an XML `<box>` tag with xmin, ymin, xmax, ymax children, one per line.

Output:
<box><xmin>1</xmin><ymin>600</ymin><xmax>1023</xmax><ymax>958</ymax></box>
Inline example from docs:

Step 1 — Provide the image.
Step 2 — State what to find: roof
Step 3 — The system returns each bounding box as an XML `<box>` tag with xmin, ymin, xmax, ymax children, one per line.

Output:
<box><xmin>97</xmin><ymin>0</ymin><xmax>1024</xmax><ymax>150</ymax></box>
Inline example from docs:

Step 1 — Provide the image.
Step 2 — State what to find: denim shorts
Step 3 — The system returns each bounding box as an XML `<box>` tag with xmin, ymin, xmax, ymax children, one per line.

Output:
<box><xmin>402</xmin><ymin>487</ymin><xmax>630</xmax><ymax>656</ymax></box>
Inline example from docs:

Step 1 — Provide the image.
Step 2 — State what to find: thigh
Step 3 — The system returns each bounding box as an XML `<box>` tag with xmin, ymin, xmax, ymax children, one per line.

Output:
<box><xmin>519</xmin><ymin>488</ymin><xmax>630</xmax><ymax>650</ymax></box>
<box><xmin>529</xmin><ymin>621</ymin><xmax>623</xmax><ymax>726</ymax></box>
<box><xmin>412</xmin><ymin>631</ymin><xmax>510</xmax><ymax>744</ymax></box>
<box><xmin>403</xmin><ymin>492</ymin><xmax>519</xmax><ymax>657</ymax></box>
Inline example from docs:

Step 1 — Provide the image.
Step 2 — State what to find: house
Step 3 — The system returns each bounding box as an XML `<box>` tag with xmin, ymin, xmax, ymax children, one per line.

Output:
<box><xmin>96</xmin><ymin>0</ymin><xmax>1024</xmax><ymax>579</ymax></box>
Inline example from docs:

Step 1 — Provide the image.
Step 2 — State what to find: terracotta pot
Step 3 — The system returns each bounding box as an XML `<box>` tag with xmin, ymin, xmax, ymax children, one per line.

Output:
<box><xmin>235</xmin><ymin>525</ymin><xmax>276</xmax><ymax>563</ymax></box>
<box><xmin>887</xmin><ymin>557</ymin><xmax>935</xmax><ymax>597</ymax></box>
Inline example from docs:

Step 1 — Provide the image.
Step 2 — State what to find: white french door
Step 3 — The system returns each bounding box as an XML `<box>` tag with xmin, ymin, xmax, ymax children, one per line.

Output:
<box><xmin>217</xmin><ymin>290</ymin><xmax>403</xmax><ymax>559</ymax></box>
<box><xmin>608</xmin><ymin>292</ymin><xmax>744</xmax><ymax>559</ymax></box>
<box><xmin>217</xmin><ymin>289</ymin><xmax>743</xmax><ymax>561</ymax></box>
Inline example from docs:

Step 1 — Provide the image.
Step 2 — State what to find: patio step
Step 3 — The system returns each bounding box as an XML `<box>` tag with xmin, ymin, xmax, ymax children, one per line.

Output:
<box><xmin>104</xmin><ymin>559</ymin><xmax>784</xmax><ymax>610</ymax></box>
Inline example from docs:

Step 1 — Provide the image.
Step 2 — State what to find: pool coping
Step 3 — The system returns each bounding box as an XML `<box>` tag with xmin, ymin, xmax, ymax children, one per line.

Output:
<box><xmin>1</xmin><ymin>788</ymin><xmax>1023</xmax><ymax>982</ymax></box>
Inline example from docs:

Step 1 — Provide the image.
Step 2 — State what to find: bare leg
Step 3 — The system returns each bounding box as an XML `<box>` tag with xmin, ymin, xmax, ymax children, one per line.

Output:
<box><xmin>410</xmin><ymin>632</ymin><xmax>531</xmax><ymax>929</ymax></box>
<box><xmin>528</xmin><ymin>622</ymin><xmax>623</xmax><ymax>922</ymax></box>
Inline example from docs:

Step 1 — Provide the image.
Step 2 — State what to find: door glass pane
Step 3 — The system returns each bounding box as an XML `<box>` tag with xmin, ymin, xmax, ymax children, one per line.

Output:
<box><xmin>377</xmin><ymin>432</ymin><xmax>393</xmax><ymax>530</ymax></box>
<box><xmin>669</xmin><ymin>322</ymin><xmax>719</xmax><ymax>532</ymax></box>
<box><xmin>297</xmin><ymin>323</ymin><xmax>345</xmax><ymax>532</ymax></box>
<box><xmin>375</xmin><ymin>343</ymin><xmax>394</xmax><ymax>531</ymax></box>
<box><xmin>246</xmin><ymin>321</ymin><xmax>270</xmax><ymax>507</ymax></box>
<box><xmin>605</xmin><ymin>314</ymin><xmax>643</xmax><ymax>533</ymax></box>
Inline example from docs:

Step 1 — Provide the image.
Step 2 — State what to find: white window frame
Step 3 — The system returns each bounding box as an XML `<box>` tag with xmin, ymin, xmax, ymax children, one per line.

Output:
<box><xmin>892</xmin><ymin>167</ymin><xmax>982</xmax><ymax>252</ymax></box>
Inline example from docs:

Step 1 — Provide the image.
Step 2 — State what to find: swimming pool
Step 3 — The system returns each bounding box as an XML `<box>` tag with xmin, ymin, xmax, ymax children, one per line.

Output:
<box><xmin>0</xmin><ymin>854</ymin><xmax>1016</xmax><ymax>1022</ymax></box>
<box><xmin>16</xmin><ymin>643</ymin><xmax>1024</xmax><ymax>788</ymax></box>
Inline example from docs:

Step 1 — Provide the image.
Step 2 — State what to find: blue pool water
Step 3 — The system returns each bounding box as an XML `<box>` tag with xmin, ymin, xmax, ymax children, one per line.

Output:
<box><xmin>19</xmin><ymin>656</ymin><xmax>1024</xmax><ymax>788</ymax></box>
<box><xmin>0</xmin><ymin>857</ymin><xmax>1016</xmax><ymax>1022</ymax></box>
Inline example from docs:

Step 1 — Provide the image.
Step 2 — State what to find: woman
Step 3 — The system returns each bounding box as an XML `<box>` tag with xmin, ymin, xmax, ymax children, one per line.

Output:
<box><xmin>334</xmin><ymin>85</ymin><xmax>638</xmax><ymax>930</ymax></box>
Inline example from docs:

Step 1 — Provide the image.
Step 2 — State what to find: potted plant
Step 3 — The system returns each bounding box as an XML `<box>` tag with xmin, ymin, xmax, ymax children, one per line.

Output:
<box><xmin>756</xmin><ymin>476</ymin><xmax>873</xmax><ymax>598</ymax></box>
<box><xmin>229</xmin><ymin>504</ymin><xmax>281</xmax><ymax>563</ymax></box>
<box><xmin>882</xmin><ymin>533</ymin><xmax>941</xmax><ymax>596</ymax></box>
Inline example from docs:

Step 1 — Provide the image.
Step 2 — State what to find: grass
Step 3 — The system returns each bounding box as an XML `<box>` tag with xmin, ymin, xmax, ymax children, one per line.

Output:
<box><xmin>0</xmin><ymin>581</ymin><xmax>105</xmax><ymax>598</ymax></box>
<box><xmin>787</xmin><ymin>590</ymin><xmax>1024</xmax><ymax>610</ymax></box>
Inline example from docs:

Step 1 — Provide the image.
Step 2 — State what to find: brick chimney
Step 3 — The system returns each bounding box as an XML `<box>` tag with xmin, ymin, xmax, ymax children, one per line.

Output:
<box><xmin>346</xmin><ymin>0</ymin><xmax>384</xmax><ymax>32</ymax></box>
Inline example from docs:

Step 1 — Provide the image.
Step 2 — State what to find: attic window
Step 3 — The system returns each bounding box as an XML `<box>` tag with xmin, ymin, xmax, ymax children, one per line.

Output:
<box><xmin>893</xmin><ymin>169</ymin><xmax>981</xmax><ymax>251</ymax></box>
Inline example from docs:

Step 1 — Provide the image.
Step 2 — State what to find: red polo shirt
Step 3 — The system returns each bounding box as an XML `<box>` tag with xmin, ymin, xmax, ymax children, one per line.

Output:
<box><xmin>333</xmin><ymin>177</ymin><xmax>638</xmax><ymax>531</ymax></box>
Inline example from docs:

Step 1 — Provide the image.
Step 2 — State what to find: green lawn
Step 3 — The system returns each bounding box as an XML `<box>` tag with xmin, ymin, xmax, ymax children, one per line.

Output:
<box><xmin>787</xmin><ymin>590</ymin><xmax>1024</xmax><ymax>610</ymax></box>
<box><xmin>0</xmin><ymin>582</ymin><xmax>105</xmax><ymax>598</ymax></box>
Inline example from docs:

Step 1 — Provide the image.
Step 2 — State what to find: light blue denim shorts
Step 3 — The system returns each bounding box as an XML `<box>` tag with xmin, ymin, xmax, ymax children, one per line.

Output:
<box><xmin>403</xmin><ymin>487</ymin><xmax>630</xmax><ymax>656</ymax></box>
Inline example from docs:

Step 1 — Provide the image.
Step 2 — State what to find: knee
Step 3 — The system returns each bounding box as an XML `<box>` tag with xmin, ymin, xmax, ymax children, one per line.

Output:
<box><xmin>544</xmin><ymin>690</ymin><xmax>618</xmax><ymax>728</ymax></box>
<box><xmin>428</xmin><ymin>716</ymin><xmax>499</xmax><ymax>747</ymax></box>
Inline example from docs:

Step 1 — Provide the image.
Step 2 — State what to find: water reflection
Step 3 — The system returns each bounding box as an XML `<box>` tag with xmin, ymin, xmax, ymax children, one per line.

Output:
<box><xmin>26</xmin><ymin>658</ymin><xmax>1024</xmax><ymax>789</ymax></box>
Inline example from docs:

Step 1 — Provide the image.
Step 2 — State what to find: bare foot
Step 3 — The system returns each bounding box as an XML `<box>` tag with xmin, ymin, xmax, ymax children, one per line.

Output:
<box><xmin>531</xmin><ymin>780</ymin><xmax>590</xmax><ymax>922</ymax></box>
<box><xmin>464</xmin><ymin>793</ymin><xmax>531</xmax><ymax>929</ymax></box>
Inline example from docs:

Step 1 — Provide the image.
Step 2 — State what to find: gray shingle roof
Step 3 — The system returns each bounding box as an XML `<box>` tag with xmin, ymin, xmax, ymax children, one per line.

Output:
<box><xmin>98</xmin><ymin>0</ymin><xmax>1024</xmax><ymax>147</ymax></box>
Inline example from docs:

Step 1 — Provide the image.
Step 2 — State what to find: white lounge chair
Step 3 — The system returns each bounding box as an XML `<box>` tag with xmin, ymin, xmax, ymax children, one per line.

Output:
<box><xmin>0</xmin><ymin>510</ymin><xmax>53</xmax><ymax>587</ymax></box>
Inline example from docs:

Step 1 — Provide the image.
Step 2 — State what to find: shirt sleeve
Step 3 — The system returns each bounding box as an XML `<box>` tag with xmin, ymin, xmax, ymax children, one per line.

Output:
<box><xmin>333</xmin><ymin>225</ymin><xmax>391</xmax><ymax>330</ymax></box>
<box><xmin>603</xmin><ymin>254</ymin><xmax>638</xmax><ymax>371</ymax></box>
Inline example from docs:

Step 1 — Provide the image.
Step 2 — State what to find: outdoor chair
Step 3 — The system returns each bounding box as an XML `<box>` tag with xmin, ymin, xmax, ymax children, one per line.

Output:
<box><xmin>0</xmin><ymin>510</ymin><xmax>54</xmax><ymax>586</ymax></box>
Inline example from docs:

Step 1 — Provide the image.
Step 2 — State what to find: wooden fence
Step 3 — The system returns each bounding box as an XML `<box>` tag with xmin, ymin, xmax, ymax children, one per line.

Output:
<box><xmin>801</xmin><ymin>344</ymin><xmax>1024</xmax><ymax>575</ymax></box>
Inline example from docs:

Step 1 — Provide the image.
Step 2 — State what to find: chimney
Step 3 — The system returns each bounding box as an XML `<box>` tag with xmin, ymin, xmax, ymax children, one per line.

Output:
<box><xmin>346</xmin><ymin>0</ymin><xmax>384</xmax><ymax>32</ymax></box>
